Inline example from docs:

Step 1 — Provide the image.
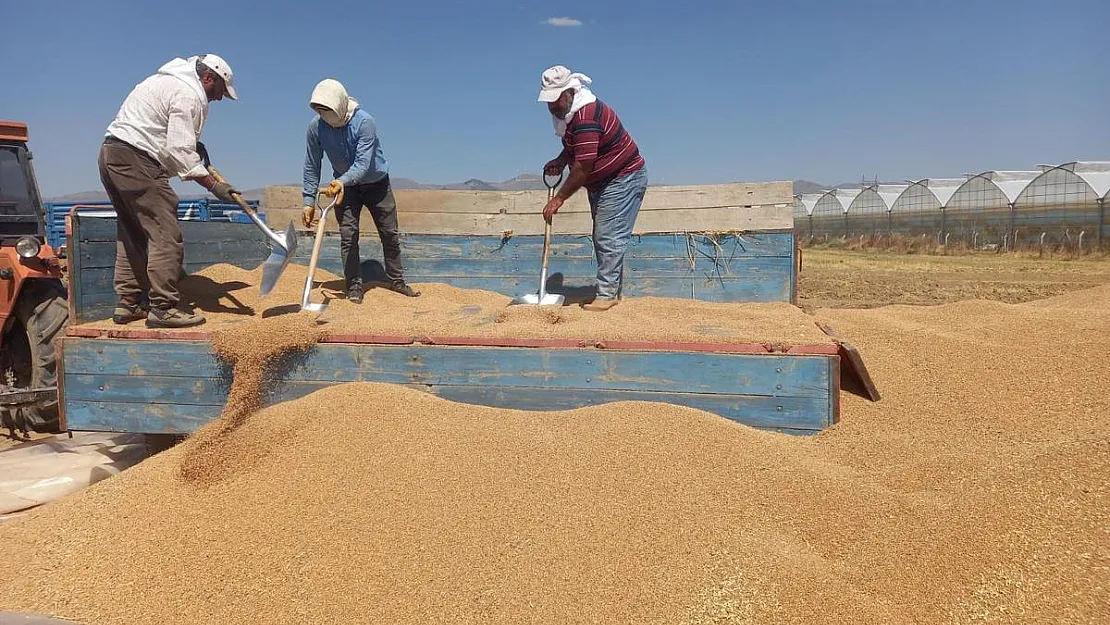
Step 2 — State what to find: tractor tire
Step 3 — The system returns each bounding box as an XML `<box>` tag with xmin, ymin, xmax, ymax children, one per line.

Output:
<box><xmin>13</xmin><ymin>280</ymin><xmax>69</xmax><ymax>432</ymax></box>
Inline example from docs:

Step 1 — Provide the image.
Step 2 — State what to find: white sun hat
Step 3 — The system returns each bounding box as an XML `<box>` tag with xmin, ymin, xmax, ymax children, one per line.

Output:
<box><xmin>537</xmin><ymin>65</ymin><xmax>591</xmax><ymax>102</ymax></box>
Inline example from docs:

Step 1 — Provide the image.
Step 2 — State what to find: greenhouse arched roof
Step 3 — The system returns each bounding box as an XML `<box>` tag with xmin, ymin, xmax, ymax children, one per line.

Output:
<box><xmin>900</xmin><ymin>178</ymin><xmax>964</xmax><ymax>207</ymax></box>
<box><xmin>1037</xmin><ymin>161</ymin><xmax>1110</xmax><ymax>199</ymax></box>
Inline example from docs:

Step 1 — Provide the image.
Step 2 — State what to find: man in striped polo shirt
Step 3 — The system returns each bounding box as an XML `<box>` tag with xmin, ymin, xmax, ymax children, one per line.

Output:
<box><xmin>538</xmin><ymin>65</ymin><xmax>648</xmax><ymax>312</ymax></box>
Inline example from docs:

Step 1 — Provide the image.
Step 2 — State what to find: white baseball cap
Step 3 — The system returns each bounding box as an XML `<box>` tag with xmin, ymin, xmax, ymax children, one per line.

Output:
<box><xmin>199</xmin><ymin>54</ymin><xmax>237</xmax><ymax>100</ymax></box>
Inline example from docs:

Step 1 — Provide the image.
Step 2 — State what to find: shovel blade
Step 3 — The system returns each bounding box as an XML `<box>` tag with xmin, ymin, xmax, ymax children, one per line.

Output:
<box><xmin>301</xmin><ymin>302</ymin><xmax>327</xmax><ymax>313</ymax></box>
<box><xmin>259</xmin><ymin>222</ymin><xmax>299</xmax><ymax>297</ymax></box>
<box><xmin>508</xmin><ymin>293</ymin><xmax>565</xmax><ymax>306</ymax></box>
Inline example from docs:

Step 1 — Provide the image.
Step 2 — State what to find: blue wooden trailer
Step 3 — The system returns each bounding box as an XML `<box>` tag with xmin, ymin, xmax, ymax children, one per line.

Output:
<box><xmin>56</xmin><ymin>183</ymin><xmax>877</xmax><ymax>436</ymax></box>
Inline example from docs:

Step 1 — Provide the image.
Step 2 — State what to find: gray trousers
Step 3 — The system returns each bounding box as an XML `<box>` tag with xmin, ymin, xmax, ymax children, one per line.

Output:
<box><xmin>334</xmin><ymin>176</ymin><xmax>405</xmax><ymax>287</ymax></box>
<box><xmin>97</xmin><ymin>137</ymin><xmax>183</xmax><ymax>310</ymax></box>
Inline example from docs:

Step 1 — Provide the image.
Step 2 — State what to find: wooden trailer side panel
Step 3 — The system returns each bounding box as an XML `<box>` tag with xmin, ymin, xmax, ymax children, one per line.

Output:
<box><xmin>69</xmin><ymin>215</ymin><xmax>798</xmax><ymax>324</ymax></box>
<box><xmin>60</xmin><ymin>338</ymin><xmax>839</xmax><ymax>435</ymax></box>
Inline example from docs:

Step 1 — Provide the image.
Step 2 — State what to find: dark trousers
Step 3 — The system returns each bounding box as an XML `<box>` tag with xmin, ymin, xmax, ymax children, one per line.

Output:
<box><xmin>97</xmin><ymin>138</ymin><xmax>183</xmax><ymax>310</ymax></box>
<box><xmin>335</xmin><ymin>175</ymin><xmax>405</xmax><ymax>287</ymax></box>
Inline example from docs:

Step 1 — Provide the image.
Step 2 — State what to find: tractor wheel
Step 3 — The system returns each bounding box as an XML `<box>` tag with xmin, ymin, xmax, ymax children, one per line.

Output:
<box><xmin>12</xmin><ymin>280</ymin><xmax>69</xmax><ymax>432</ymax></box>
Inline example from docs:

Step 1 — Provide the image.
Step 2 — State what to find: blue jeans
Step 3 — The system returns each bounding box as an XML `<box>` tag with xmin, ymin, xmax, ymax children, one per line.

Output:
<box><xmin>587</xmin><ymin>166</ymin><xmax>648</xmax><ymax>300</ymax></box>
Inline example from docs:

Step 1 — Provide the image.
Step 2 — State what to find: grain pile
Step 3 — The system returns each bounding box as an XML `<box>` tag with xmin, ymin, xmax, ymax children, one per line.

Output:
<box><xmin>82</xmin><ymin>263</ymin><xmax>835</xmax><ymax>346</ymax></box>
<box><xmin>0</xmin><ymin>288</ymin><xmax>1107</xmax><ymax>623</ymax></box>
<box><xmin>177</xmin><ymin>313</ymin><xmax>325</xmax><ymax>485</ymax></box>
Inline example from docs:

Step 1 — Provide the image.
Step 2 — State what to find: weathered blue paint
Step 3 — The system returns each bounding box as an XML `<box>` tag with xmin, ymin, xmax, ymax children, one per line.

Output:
<box><xmin>70</xmin><ymin>214</ymin><xmax>798</xmax><ymax>322</ymax></box>
<box><xmin>64</xmin><ymin>341</ymin><xmax>831</xmax><ymax>398</ymax></box>
<box><xmin>44</xmin><ymin>199</ymin><xmax>264</xmax><ymax>250</ymax></box>
<box><xmin>61</xmin><ymin>339</ymin><xmax>838</xmax><ymax>434</ymax></box>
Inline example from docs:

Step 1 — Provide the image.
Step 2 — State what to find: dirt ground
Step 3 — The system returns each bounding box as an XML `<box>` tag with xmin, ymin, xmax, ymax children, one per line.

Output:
<box><xmin>797</xmin><ymin>248</ymin><xmax>1110</xmax><ymax>310</ymax></box>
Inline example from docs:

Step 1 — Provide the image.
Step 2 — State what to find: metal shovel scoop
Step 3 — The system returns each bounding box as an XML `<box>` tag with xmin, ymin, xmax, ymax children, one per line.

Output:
<box><xmin>510</xmin><ymin>172</ymin><xmax>566</xmax><ymax>306</ymax></box>
<box><xmin>207</xmin><ymin>165</ymin><xmax>298</xmax><ymax>297</ymax></box>
<box><xmin>301</xmin><ymin>191</ymin><xmax>339</xmax><ymax>313</ymax></box>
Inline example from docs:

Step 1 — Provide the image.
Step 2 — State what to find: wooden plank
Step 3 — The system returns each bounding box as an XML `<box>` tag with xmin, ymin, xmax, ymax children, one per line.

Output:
<box><xmin>64</xmin><ymin>385</ymin><xmax>829</xmax><ymax>434</ymax></box>
<box><xmin>272</xmin><ymin>254</ymin><xmax>794</xmax><ymax>279</ymax></box>
<box><xmin>266</xmin><ymin>383</ymin><xmax>831</xmax><ymax>432</ymax></box>
<box><xmin>264</xmin><ymin>206</ymin><xmax>793</xmax><ymax>236</ymax></box>
<box><xmin>63</xmin><ymin>373</ymin><xmax>229</xmax><ymax>406</ymax></box>
<box><xmin>74</xmin><ymin>272</ymin><xmax>793</xmax><ymax>314</ymax></box>
<box><xmin>76</xmin><ymin>216</ymin><xmax>269</xmax><ymax>246</ymax></box>
<box><xmin>816</xmin><ymin>322</ymin><xmax>881</xmax><ymax>402</ymax></box>
<box><xmin>64</xmin><ymin>341</ymin><xmax>832</xmax><ymax>399</ymax></box>
<box><xmin>76</xmin><ymin>239</ymin><xmax>269</xmax><ymax>270</ymax></box>
<box><xmin>74</xmin><ymin>259</ymin><xmax>794</xmax><ymax>314</ymax></box>
<box><xmin>55</xmin><ymin>337</ymin><xmax>68</xmax><ymax>431</ymax></box>
<box><xmin>392</xmin><ymin>206</ymin><xmax>793</xmax><ymax>236</ymax></box>
<box><xmin>65</xmin><ymin>400</ymin><xmax>218</xmax><ymax>433</ymax></box>
<box><xmin>63</xmin><ymin>340</ymin><xmax>224</xmax><ymax>378</ymax></box>
<box><xmin>264</xmin><ymin>182</ymin><xmax>793</xmax><ymax>215</ymax></box>
<box><xmin>62</xmin><ymin>328</ymin><xmax>833</xmax><ymax>355</ymax></box>
<box><xmin>299</xmin><ymin>231</ymin><xmax>797</xmax><ymax>260</ymax></box>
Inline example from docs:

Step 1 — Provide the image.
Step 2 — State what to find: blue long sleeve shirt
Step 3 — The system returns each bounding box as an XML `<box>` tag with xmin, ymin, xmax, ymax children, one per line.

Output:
<box><xmin>302</xmin><ymin>108</ymin><xmax>389</xmax><ymax>205</ymax></box>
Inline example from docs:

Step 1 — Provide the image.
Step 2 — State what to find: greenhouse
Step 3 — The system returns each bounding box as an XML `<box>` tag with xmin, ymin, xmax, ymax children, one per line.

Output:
<box><xmin>796</xmin><ymin>161</ymin><xmax>1110</xmax><ymax>251</ymax></box>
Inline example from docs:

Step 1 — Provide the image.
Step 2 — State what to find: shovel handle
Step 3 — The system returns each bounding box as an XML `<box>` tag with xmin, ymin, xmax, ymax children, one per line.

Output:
<box><xmin>206</xmin><ymin>166</ymin><xmax>259</xmax><ymax>218</ymax></box>
<box><xmin>302</xmin><ymin>192</ymin><xmax>332</xmax><ymax>309</ymax></box>
<box><xmin>543</xmin><ymin>171</ymin><xmax>563</xmax><ymax>192</ymax></box>
<box><xmin>539</xmin><ymin>219</ymin><xmax>553</xmax><ymax>299</ymax></box>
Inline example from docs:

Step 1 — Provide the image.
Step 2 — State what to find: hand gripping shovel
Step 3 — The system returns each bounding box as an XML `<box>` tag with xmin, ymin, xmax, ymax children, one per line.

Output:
<box><xmin>300</xmin><ymin>190</ymin><xmax>340</xmax><ymax>313</ymax></box>
<box><xmin>510</xmin><ymin>172</ymin><xmax>566</xmax><ymax>306</ymax></box>
<box><xmin>205</xmin><ymin>166</ymin><xmax>298</xmax><ymax>297</ymax></box>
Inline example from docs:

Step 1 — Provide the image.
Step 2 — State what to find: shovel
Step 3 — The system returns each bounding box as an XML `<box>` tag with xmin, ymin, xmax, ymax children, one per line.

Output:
<box><xmin>300</xmin><ymin>190</ymin><xmax>340</xmax><ymax>313</ymax></box>
<box><xmin>205</xmin><ymin>165</ymin><xmax>298</xmax><ymax>297</ymax></box>
<box><xmin>510</xmin><ymin>171</ymin><xmax>566</xmax><ymax>306</ymax></box>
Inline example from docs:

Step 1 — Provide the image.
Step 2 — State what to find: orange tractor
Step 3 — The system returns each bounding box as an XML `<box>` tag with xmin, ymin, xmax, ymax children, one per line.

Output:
<box><xmin>0</xmin><ymin>120</ymin><xmax>68</xmax><ymax>435</ymax></box>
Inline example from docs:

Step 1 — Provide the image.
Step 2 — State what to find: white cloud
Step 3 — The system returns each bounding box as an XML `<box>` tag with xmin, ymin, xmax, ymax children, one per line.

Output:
<box><xmin>545</xmin><ymin>17</ymin><xmax>583</xmax><ymax>27</ymax></box>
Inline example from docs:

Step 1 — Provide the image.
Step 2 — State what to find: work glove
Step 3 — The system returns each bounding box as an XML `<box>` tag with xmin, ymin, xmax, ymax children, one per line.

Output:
<box><xmin>302</xmin><ymin>204</ymin><xmax>317</xmax><ymax>228</ymax></box>
<box><xmin>322</xmin><ymin>180</ymin><xmax>344</xmax><ymax>203</ymax></box>
<box><xmin>210</xmin><ymin>181</ymin><xmax>239</xmax><ymax>203</ymax></box>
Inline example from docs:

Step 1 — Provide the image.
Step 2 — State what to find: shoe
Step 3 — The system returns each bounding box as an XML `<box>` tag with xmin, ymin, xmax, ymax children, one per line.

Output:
<box><xmin>112</xmin><ymin>299</ymin><xmax>148</xmax><ymax>325</ymax></box>
<box><xmin>347</xmin><ymin>283</ymin><xmax>364</xmax><ymax>304</ymax></box>
<box><xmin>146</xmin><ymin>307</ymin><xmax>206</xmax><ymax>329</ymax></box>
<box><xmin>582</xmin><ymin>298</ymin><xmax>619</xmax><ymax>312</ymax></box>
<box><xmin>389</xmin><ymin>281</ymin><xmax>420</xmax><ymax>297</ymax></box>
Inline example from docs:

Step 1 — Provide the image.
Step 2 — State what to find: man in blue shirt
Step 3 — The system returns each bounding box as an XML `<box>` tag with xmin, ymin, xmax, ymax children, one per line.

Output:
<box><xmin>302</xmin><ymin>78</ymin><xmax>419</xmax><ymax>302</ymax></box>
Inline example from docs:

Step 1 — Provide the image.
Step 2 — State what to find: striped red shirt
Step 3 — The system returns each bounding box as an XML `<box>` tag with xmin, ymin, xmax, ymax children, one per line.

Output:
<box><xmin>562</xmin><ymin>100</ymin><xmax>645</xmax><ymax>192</ymax></box>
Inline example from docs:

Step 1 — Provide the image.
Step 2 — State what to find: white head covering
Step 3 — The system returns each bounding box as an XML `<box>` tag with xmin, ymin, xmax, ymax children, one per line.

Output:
<box><xmin>537</xmin><ymin>65</ymin><xmax>591</xmax><ymax>102</ymax></box>
<box><xmin>310</xmin><ymin>78</ymin><xmax>361</xmax><ymax>128</ymax></box>
<box><xmin>537</xmin><ymin>65</ymin><xmax>598</xmax><ymax>137</ymax></box>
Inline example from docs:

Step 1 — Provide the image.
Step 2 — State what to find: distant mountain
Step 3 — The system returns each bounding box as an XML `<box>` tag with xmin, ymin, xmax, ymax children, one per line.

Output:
<box><xmin>390</xmin><ymin>174</ymin><xmax>548</xmax><ymax>192</ymax></box>
<box><xmin>792</xmin><ymin>179</ymin><xmax>907</xmax><ymax>195</ymax></box>
<box><xmin>792</xmin><ymin>180</ymin><xmax>829</xmax><ymax>195</ymax></box>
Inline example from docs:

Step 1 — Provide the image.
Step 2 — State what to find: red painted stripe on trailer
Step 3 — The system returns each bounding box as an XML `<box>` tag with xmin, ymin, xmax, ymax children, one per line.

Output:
<box><xmin>64</xmin><ymin>326</ymin><xmax>838</xmax><ymax>356</ymax></box>
<box><xmin>415</xmin><ymin>336</ymin><xmax>594</xmax><ymax>349</ymax></box>
<box><xmin>321</xmin><ymin>334</ymin><xmax>415</xmax><ymax>345</ymax></box>
<box><xmin>64</xmin><ymin>327</ymin><xmax>215</xmax><ymax>341</ymax></box>
<box><xmin>595</xmin><ymin>340</ymin><xmax>774</xmax><ymax>354</ymax></box>
<box><xmin>785</xmin><ymin>344</ymin><xmax>840</xmax><ymax>355</ymax></box>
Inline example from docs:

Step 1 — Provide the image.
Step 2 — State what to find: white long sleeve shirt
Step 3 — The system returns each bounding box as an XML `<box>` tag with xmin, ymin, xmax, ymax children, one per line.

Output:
<box><xmin>105</xmin><ymin>57</ymin><xmax>210</xmax><ymax>180</ymax></box>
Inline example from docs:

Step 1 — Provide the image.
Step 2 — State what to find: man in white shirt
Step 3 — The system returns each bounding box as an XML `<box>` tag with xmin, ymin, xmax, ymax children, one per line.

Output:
<box><xmin>98</xmin><ymin>54</ymin><xmax>239</xmax><ymax>328</ymax></box>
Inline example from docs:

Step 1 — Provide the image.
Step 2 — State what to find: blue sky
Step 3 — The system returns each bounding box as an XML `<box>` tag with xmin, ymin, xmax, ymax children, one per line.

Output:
<box><xmin>3</xmin><ymin>0</ymin><xmax>1108</xmax><ymax>196</ymax></box>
